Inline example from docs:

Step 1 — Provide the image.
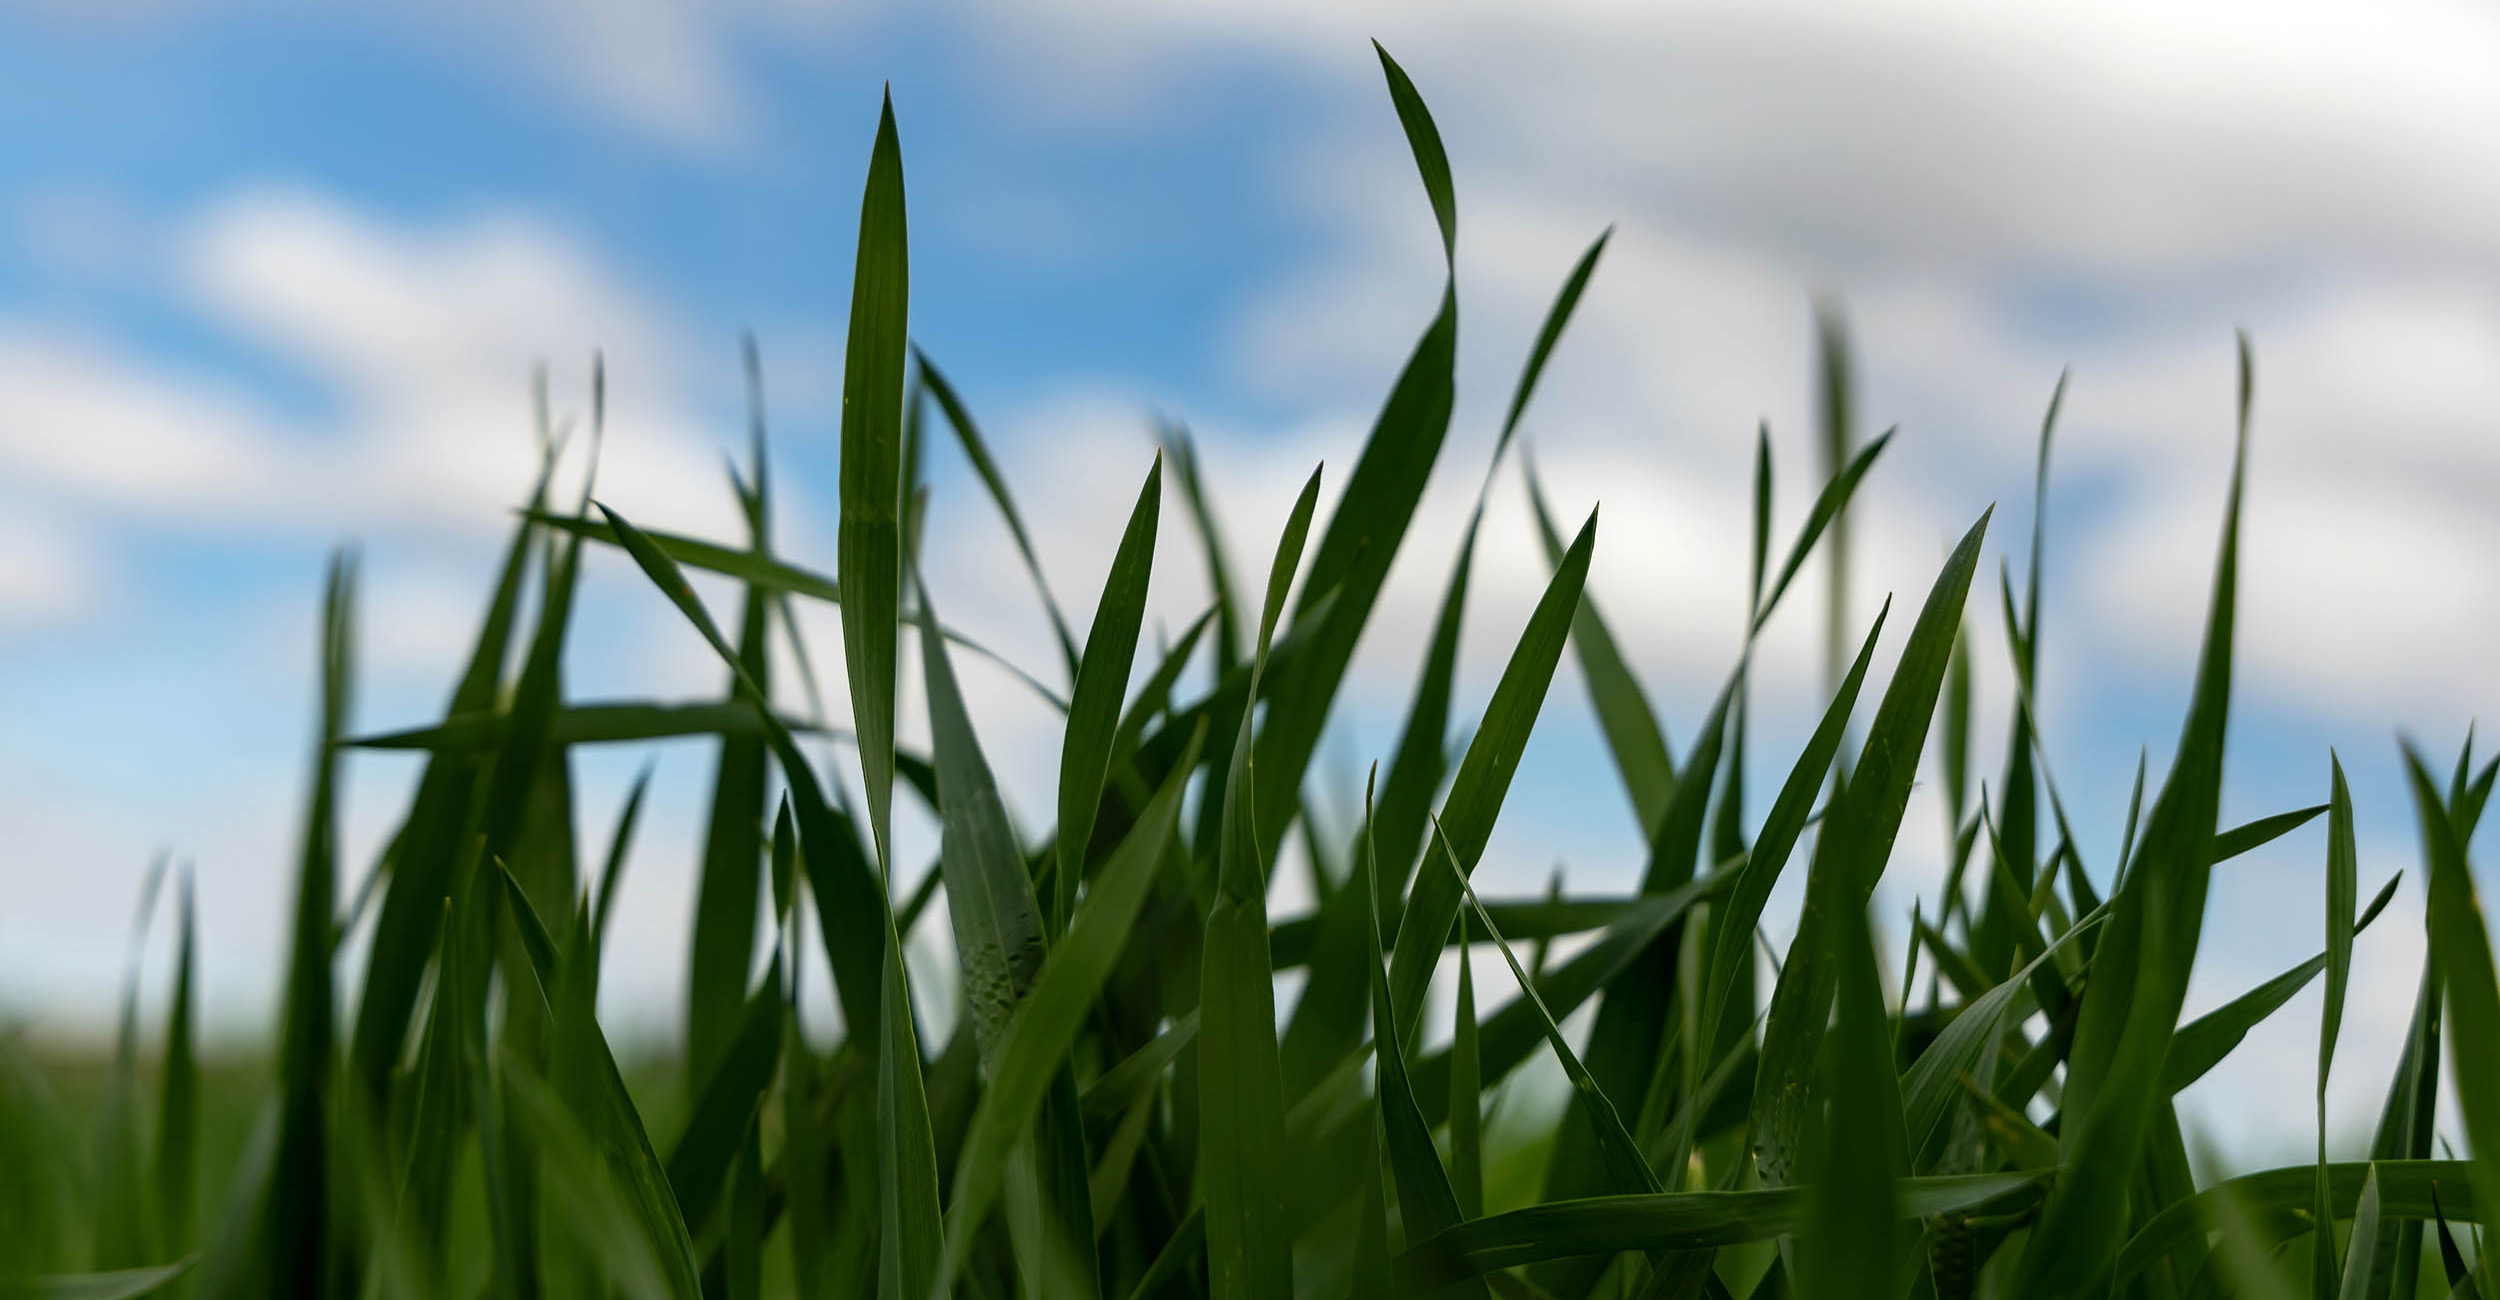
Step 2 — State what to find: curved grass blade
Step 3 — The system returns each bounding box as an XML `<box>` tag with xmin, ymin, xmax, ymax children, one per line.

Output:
<box><xmin>841</xmin><ymin>88</ymin><xmax>910</xmax><ymax>878</ymax></box>
<box><xmin>1752</xmin><ymin>430</ymin><xmax>1893</xmax><ymax>638</ymax></box>
<box><xmin>1058</xmin><ymin>454</ymin><xmax>1162</xmax><ymax>934</ymax></box>
<box><xmin>1902</xmin><ymin>906</ymin><xmax>2106</xmax><ymax>1160</ymax></box>
<box><xmin>1080</xmin><ymin>1011</ymin><xmax>1199</xmax><ymax>1128</ymax></box>
<box><xmin>2160</xmin><ymin>871</ymin><xmax>2398</xmax><ymax>1094</ymax></box>
<box><xmin>1199</xmin><ymin>466</ymin><xmax>1322</xmax><ymax>1300</ymax></box>
<box><xmin>1398</xmin><ymin>1173</ymin><xmax>2046</xmax><ymax>1286</ymax></box>
<box><xmin>593</xmin><ymin>760</ymin><xmax>655</xmax><ymax>950</ymax></box>
<box><xmin>2213</xmin><ymin>803</ymin><xmax>2330</xmax><ymax>866</ymax></box>
<box><xmin>933</xmin><ymin>723</ymin><xmax>1201</xmax><ymax>1300</ymax></box>
<box><xmin>916</xmin><ymin>349</ymin><xmax>1081</xmax><ymax>678</ymax></box>
<box><xmin>2114</xmin><ymin>1160</ymin><xmax>2481</xmax><ymax>1285</ymax></box>
<box><xmin>1244</xmin><ymin>44</ymin><xmax>1461</xmax><ymax>861</ymax></box>
<box><xmin>1161</xmin><ymin>422</ymin><xmax>1244</xmax><ymax>675</ymax></box>
<box><xmin>1388</xmin><ymin>509</ymin><xmax>1595</xmax><ymax>1033</ymax></box>
<box><xmin>595</xmin><ymin>503</ymin><xmax>891</xmax><ymax>1060</ymax></box>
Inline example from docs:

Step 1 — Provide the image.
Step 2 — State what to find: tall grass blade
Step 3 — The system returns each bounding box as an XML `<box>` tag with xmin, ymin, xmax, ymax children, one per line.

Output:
<box><xmin>916</xmin><ymin>350</ymin><xmax>1082</xmax><ymax>678</ymax></box>
<box><xmin>2404</xmin><ymin>745</ymin><xmax>2500</xmax><ymax>1250</ymax></box>
<box><xmin>2317</xmin><ymin>757</ymin><xmax>2360</xmax><ymax>1299</ymax></box>
<box><xmin>1057</xmin><ymin>455</ymin><xmax>1162</xmax><ymax>935</ymax></box>
<box><xmin>155</xmin><ymin>869</ymin><xmax>199</xmax><ymax>1258</ymax></box>
<box><xmin>841</xmin><ymin>88</ymin><xmax>911</xmax><ymax>878</ymax></box>
<box><xmin>1199</xmin><ymin>467</ymin><xmax>1321</xmax><ymax>1300</ymax></box>
<box><xmin>1526</xmin><ymin>460</ymin><xmax>1672</xmax><ymax>836</ymax></box>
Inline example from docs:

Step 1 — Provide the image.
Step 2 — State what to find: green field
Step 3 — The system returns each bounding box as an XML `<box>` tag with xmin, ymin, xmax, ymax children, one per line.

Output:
<box><xmin>7</xmin><ymin>43</ymin><xmax>2498</xmax><ymax>1300</ymax></box>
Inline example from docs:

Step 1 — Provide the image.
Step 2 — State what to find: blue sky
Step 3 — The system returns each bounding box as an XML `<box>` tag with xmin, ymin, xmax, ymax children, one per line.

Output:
<box><xmin>5</xmin><ymin>0</ymin><xmax>2500</xmax><ymax>1161</ymax></box>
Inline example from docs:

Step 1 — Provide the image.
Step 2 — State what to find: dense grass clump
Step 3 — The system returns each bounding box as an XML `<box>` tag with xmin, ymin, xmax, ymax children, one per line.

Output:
<box><xmin>10</xmin><ymin>43</ymin><xmax>2500</xmax><ymax>1300</ymax></box>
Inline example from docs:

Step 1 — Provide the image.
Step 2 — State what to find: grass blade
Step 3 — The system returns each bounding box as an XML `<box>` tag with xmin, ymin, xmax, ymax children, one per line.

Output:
<box><xmin>1451</xmin><ymin>904</ymin><xmax>1484</xmax><ymax>1221</ymax></box>
<box><xmin>916</xmin><ymin>350</ymin><xmax>1081</xmax><ymax>678</ymax></box>
<box><xmin>2318</xmin><ymin>757</ymin><xmax>2360</xmax><ymax>1299</ymax></box>
<box><xmin>1199</xmin><ymin>466</ymin><xmax>1322</xmax><ymax>1300</ymax></box>
<box><xmin>2404</xmin><ymin>744</ymin><xmax>2500</xmax><ymax>1253</ymax></box>
<box><xmin>841</xmin><ymin>88</ymin><xmax>911</xmax><ymax>878</ymax></box>
<box><xmin>154</xmin><ymin>869</ymin><xmax>199</xmax><ymax>1257</ymax></box>
<box><xmin>1057</xmin><ymin>455</ymin><xmax>1162</xmax><ymax>935</ymax></box>
<box><xmin>1388</xmin><ymin>509</ymin><xmax>1595</xmax><ymax>1033</ymax></box>
<box><xmin>935</xmin><ymin>724</ymin><xmax>1201</xmax><ymax>1299</ymax></box>
<box><xmin>1526</xmin><ymin>459</ymin><xmax>1672</xmax><ymax>837</ymax></box>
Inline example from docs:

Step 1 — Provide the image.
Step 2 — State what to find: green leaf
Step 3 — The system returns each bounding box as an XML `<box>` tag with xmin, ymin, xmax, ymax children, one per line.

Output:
<box><xmin>2213</xmin><ymin>803</ymin><xmax>2331</xmax><ymax>865</ymax></box>
<box><xmin>1901</xmin><ymin>906</ymin><xmax>2105</xmax><ymax>1160</ymax></box>
<box><xmin>91</xmin><ymin>855</ymin><xmax>168</xmax><ymax>1270</ymax></box>
<box><xmin>2338</xmin><ymin>1164</ymin><xmax>2384</xmax><ymax>1300</ymax></box>
<box><xmin>2404</xmin><ymin>744</ymin><xmax>2500</xmax><ymax>1248</ymax></box>
<box><xmin>2114</xmin><ymin>1160</ymin><xmax>2481</xmax><ymax>1286</ymax></box>
<box><xmin>595</xmin><ymin>503</ymin><xmax>890</xmax><ymax>1063</ymax></box>
<box><xmin>1244</xmin><ymin>45</ymin><xmax>1461</xmax><ymax>862</ymax></box>
<box><xmin>664</xmin><ymin>971</ymin><xmax>783</xmax><ymax>1236</ymax></box>
<box><xmin>875</xmin><ymin>924</ymin><xmax>942</xmax><ymax>1300</ymax></box>
<box><xmin>1802</xmin><ymin>890</ymin><xmax>1903</xmax><ymax>1300</ymax></box>
<box><xmin>1199</xmin><ymin>466</ymin><xmax>1322</xmax><ymax>1300</ymax></box>
<box><xmin>841</xmin><ymin>87</ymin><xmax>911</xmax><ymax>878</ymax></box>
<box><xmin>1361</xmin><ymin>776</ymin><xmax>1479</xmax><ymax>1288</ymax></box>
<box><xmin>2318</xmin><ymin>758</ymin><xmax>2360</xmax><ymax>1300</ymax></box>
<box><xmin>1160</xmin><ymin>423</ymin><xmax>1244</xmax><ymax>675</ymax></box>
<box><xmin>1397</xmin><ymin>1173</ymin><xmax>2046</xmax><ymax>1286</ymax></box>
<box><xmin>1450</xmin><ymin>904</ymin><xmax>1484</xmax><ymax>1221</ymax></box>
<box><xmin>1495</xmin><ymin>227</ymin><xmax>1609</xmax><ymax>462</ymax></box>
<box><xmin>154</xmin><ymin>869</ymin><xmax>199</xmax><ymax>1256</ymax></box>
<box><xmin>1440</xmin><ymin>820</ymin><xmax>1659</xmax><ymax>1197</ymax></box>
<box><xmin>914</xmin><ymin>573</ymin><xmax>1050</xmax><ymax>1065</ymax></box>
<box><xmin>1388</xmin><ymin>508</ymin><xmax>1595</xmax><ymax>1033</ymax></box>
<box><xmin>1756</xmin><ymin>510</ymin><xmax>1990</xmax><ymax>1189</ymax></box>
<box><xmin>1057</xmin><ymin>454</ymin><xmax>1162</xmax><ymax>934</ymax></box>
<box><xmin>2159</xmin><ymin>871</ymin><xmax>2398</xmax><ymax>1093</ymax></box>
<box><xmin>934</xmin><ymin>723</ymin><xmax>1201</xmax><ymax>1299</ymax></box>
<box><xmin>689</xmin><ymin>464</ymin><xmax>778</xmax><ymax>1085</ymax></box>
<box><xmin>1753</xmin><ymin>430</ymin><xmax>1892</xmax><ymax>637</ymax></box>
<box><xmin>2018</xmin><ymin>334</ymin><xmax>2252</xmax><ymax>1299</ymax></box>
<box><xmin>915</xmin><ymin>350</ymin><xmax>1082</xmax><ymax>678</ymax></box>
<box><xmin>499</xmin><ymin>1056</ymin><xmax>680</xmax><ymax>1300</ymax></box>
<box><xmin>592</xmin><ymin>760</ymin><xmax>654</xmax><ymax>950</ymax></box>
<box><xmin>267</xmin><ymin>551</ymin><xmax>352</xmax><ymax>1299</ymax></box>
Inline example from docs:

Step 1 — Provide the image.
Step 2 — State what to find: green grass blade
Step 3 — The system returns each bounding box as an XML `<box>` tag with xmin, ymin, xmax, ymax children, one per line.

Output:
<box><xmin>934</xmin><ymin>723</ymin><xmax>1201</xmax><ymax>1299</ymax></box>
<box><xmin>1700</xmin><ymin>604</ymin><xmax>1887</xmax><ymax>1068</ymax></box>
<box><xmin>2338</xmin><ymin>1164</ymin><xmax>2384</xmax><ymax>1300</ymax></box>
<box><xmin>2113</xmin><ymin>1160</ymin><xmax>2481</xmax><ymax>1286</ymax></box>
<box><xmin>1244</xmin><ymin>46</ymin><xmax>1461</xmax><ymax>861</ymax></box>
<box><xmin>266</xmin><ymin>551</ymin><xmax>352</xmax><ymax>1298</ymax></box>
<box><xmin>1753</xmin><ymin>430</ymin><xmax>1892</xmax><ymax>638</ymax></box>
<box><xmin>499</xmin><ymin>1056</ymin><xmax>677</xmax><ymax>1300</ymax></box>
<box><xmin>1160</xmin><ymin>422</ymin><xmax>1244</xmax><ymax>675</ymax></box>
<box><xmin>1902</xmin><ymin>907</ymin><xmax>2104</xmax><ymax>1160</ymax></box>
<box><xmin>2017</xmin><ymin>334</ymin><xmax>2252</xmax><ymax>1299</ymax></box>
<box><xmin>916</xmin><ymin>350</ymin><xmax>1081</xmax><ymax>678</ymax></box>
<box><xmin>91</xmin><ymin>855</ymin><xmax>168</xmax><ymax>1269</ymax></box>
<box><xmin>154</xmin><ymin>868</ymin><xmax>199</xmax><ymax>1257</ymax></box>
<box><xmin>2404</xmin><ymin>744</ymin><xmax>2500</xmax><ymax>1247</ymax></box>
<box><xmin>1451</xmin><ymin>904</ymin><xmax>1484</xmax><ymax>1221</ymax></box>
<box><xmin>1802</xmin><ymin>890</ymin><xmax>1902</xmax><ymax>1300</ymax></box>
<box><xmin>1526</xmin><ymin>460</ymin><xmax>1672</xmax><ymax>836</ymax></box>
<box><xmin>841</xmin><ymin>88</ymin><xmax>911</xmax><ymax>878</ymax></box>
<box><xmin>1494</xmin><ymin>228</ymin><xmax>1609</xmax><ymax>463</ymax></box>
<box><xmin>1397</xmin><ymin>1173</ymin><xmax>2045</xmax><ymax>1286</ymax></box>
<box><xmin>2160</xmin><ymin>872</ymin><xmax>2396</xmax><ymax>1094</ymax></box>
<box><xmin>1388</xmin><ymin>509</ymin><xmax>1595</xmax><ymax>1033</ymax></box>
<box><xmin>689</xmin><ymin>470</ymin><xmax>778</xmax><ymax>1087</ymax></box>
<box><xmin>2367</xmin><ymin>944</ymin><xmax>2444</xmax><ymax>1300</ymax></box>
<box><xmin>665</xmin><ymin>972</ymin><xmax>784</xmax><ymax>1236</ymax></box>
<box><xmin>592</xmin><ymin>760</ymin><xmax>654</xmax><ymax>950</ymax></box>
<box><xmin>1079</xmin><ymin>1011</ymin><xmax>1199</xmax><ymax>1128</ymax></box>
<box><xmin>2318</xmin><ymin>757</ymin><xmax>2360</xmax><ymax>1299</ymax></box>
<box><xmin>1199</xmin><ymin>466</ymin><xmax>1321</xmax><ymax>1300</ymax></box>
<box><xmin>875</xmin><ymin>925</ymin><xmax>943</xmax><ymax>1300</ymax></box>
<box><xmin>595</xmin><ymin>502</ymin><xmax>891</xmax><ymax>1055</ymax></box>
<box><xmin>1360</xmin><ymin>776</ymin><xmax>1478</xmax><ymax>1281</ymax></box>
<box><xmin>1440</xmin><ymin>819</ymin><xmax>1660</xmax><ymax>1197</ymax></box>
<box><xmin>350</xmin><ymin>435</ymin><xmax>562</xmax><ymax>1100</ymax></box>
<box><xmin>914</xmin><ymin>572</ymin><xmax>1050</xmax><ymax>1064</ymax></box>
<box><xmin>1057</xmin><ymin>455</ymin><xmax>1162</xmax><ymax>934</ymax></box>
<box><xmin>1279</xmin><ymin>503</ymin><xmax>1474</xmax><ymax>1097</ymax></box>
<box><xmin>1755</xmin><ymin>510</ymin><xmax>1990</xmax><ymax>1189</ymax></box>
<box><xmin>2213</xmin><ymin>803</ymin><xmax>2331</xmax><ymax>865</ymax></box>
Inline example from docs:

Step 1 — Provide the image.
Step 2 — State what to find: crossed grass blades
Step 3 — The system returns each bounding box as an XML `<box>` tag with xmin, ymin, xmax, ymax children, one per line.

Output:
<box><xmin>8</xmin><ymin>42</ymin><xmax>2499</xmax><ymax>1300</ymax></box>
